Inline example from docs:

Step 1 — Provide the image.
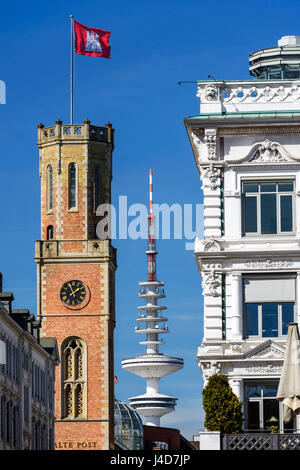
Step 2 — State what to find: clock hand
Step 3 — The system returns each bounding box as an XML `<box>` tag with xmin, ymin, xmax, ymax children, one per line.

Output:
<box><xmin>68</xmin><ymin>282</ymin><xmax>76</xmax><ymax>297</ymax></box>
<box><xmin>72</xmin><ymin>287</ymin><xmax>81</xmax><ymax>296</ymax></box>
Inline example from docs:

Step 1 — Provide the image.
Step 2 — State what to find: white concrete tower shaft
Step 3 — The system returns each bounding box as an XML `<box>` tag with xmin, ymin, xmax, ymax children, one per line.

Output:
<box><xmin>122</xmin><ymin>171</ymin><xmax>184</xmax><ymax>427</ymax></box>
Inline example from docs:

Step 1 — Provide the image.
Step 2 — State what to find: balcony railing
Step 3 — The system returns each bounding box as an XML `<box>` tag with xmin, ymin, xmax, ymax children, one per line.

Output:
<box><xmin>223</xmin><ymin>432</ymin><xmax>300</xmax><ymax>450</ymax></box>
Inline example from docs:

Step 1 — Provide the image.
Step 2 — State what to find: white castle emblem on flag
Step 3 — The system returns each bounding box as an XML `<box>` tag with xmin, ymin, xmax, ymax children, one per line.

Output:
<box><xmin>85</xmin><ymin>30</ymin><xmax>102</xmax><ymax>53</ymax></box>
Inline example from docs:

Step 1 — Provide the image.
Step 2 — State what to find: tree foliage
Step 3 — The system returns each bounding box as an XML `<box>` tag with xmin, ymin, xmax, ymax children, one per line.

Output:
<box><xmin>202</xmin><ymin>374</ymin><xmax>243</xmax><ymax>433</ymax></box>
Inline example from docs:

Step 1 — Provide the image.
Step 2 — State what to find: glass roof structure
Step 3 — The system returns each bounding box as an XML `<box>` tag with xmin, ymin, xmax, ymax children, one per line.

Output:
<box><xmin>114</xmin><ymin>399</ymin><xmax>144</xmax><ymax>450</ymax></box>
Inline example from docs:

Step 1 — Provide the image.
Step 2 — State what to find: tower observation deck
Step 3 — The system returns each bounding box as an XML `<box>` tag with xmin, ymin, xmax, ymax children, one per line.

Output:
<box><xmin>122</xmin><ymin>171</ymin><xmax>184</xmax><ymax>427</ymax></box>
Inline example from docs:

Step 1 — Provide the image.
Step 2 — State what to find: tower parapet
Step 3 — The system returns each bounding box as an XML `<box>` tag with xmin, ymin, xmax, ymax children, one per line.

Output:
<box><xmin>37</xmin><ymin>119</ymin><xmax>114</xmax><ymax>146</ymax></box>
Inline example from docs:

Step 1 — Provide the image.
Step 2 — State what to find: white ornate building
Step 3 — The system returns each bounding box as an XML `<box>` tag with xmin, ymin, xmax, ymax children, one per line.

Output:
<box><xmin>185</xmin><ymin>36</ymin><xmax>300</xmax><ymax>432</ymax></box>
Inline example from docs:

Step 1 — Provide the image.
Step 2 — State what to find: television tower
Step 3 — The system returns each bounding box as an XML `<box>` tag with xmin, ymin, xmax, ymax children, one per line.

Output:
<box><xmin>122</xmin><ymin>170</ymin><xmax>184</xmax><ymax>427</ymax></box>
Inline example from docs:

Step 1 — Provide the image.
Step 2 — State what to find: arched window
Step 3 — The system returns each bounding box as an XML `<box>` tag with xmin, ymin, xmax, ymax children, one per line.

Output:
<box><xmin>62</xmin><ymin>337</ymin><xmax>86</xmax><ymax>419</ymax></box>
<box><xmin>46</xmin><ymin>165</ymin><xmax>53</xmax><ymax>211</ymax></box>
<box><xmin>94</xmin><ymin>166</ymin><xmax>100</xmax><ymax>211</ymax></box>
<box><xmin>47</xmin><ymin>225</ymin><xmax>54</xmax><ymax>240</ymax></box>
<box><xmin>68</xmin><ymin>163</ymin><xmax>77</xmax><ymax>209</ymax></box>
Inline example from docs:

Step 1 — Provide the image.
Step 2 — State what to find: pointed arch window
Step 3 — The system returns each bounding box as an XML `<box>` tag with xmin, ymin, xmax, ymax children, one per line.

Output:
<box><xmin>46</xmin><ymin>165</ymin><xmax>53</xmax><ymax>211</ymax></box>
<box><xmin>68</xmin><ymin>163</ymin><xmax>78</xmax><ymax>210</ymax></box>
<box><xmin>62</xmin><ymin>337</ymin><xmax>86</xmax><ymax>419</ymax></box>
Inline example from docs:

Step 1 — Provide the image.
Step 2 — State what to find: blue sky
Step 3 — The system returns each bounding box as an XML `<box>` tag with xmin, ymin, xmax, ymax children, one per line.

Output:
<box><xmin>1</xmin><ymin>0</ymin><xmax>300</xmax><ymax>440</ymax></box>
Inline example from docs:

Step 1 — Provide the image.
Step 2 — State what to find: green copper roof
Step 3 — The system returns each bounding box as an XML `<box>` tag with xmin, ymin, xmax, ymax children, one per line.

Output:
<box><xmin>185</xmin><ymin>110</ymin><xmax>300</xmax><ymax>121</ymax></box>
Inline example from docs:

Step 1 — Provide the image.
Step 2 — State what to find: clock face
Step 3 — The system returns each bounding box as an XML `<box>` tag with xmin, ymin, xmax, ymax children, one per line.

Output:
<box><xmin>60</xmin><ymin>280</ymin><xmax>87</xmax><ymax>308</ymax></box>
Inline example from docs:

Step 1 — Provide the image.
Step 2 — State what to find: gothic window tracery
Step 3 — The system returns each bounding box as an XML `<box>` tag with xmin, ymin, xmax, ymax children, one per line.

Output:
<box><xmin>62</xmin><ymin>337</ymin><xmax>86</xmax><ymax>419</ymax></box>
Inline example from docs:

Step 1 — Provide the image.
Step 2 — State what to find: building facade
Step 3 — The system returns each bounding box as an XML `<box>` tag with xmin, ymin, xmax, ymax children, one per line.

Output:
<box><xmin>0</xmin><ymin>277</ymin><xmax>58</xmax><ymax>450</ymax></box>
<box><xmin>36</xmin><ymin>119</ymin><xmax>117</xmax><ymax>450</ymax></box>
<box><xmin>185</xmin><ymin>36</ymin><xmax>300</xmax><ymax>433</ymax></box>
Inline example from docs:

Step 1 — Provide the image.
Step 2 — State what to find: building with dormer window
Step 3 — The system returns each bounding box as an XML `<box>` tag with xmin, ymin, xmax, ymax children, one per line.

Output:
<box><xmin>185</xmin><ymin>36</ymin><xmax>300</xmax><ymax>433</ymax></box>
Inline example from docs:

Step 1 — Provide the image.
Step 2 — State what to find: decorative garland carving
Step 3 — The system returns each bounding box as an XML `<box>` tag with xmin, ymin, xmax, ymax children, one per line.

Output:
<box><xmin>246</xmin><ymin>365</ymin><xmax>282</xmax><ymax>374</ymax></box>
<box><xmin>227</xmin><ymin>139</ymin><xmax>300</xmax><ymax>165</ymax></box>
<box><xmin>230</xmin><ymin>344</ymin><xmax>242</xmax><ymax>354</ymax></box>
<box><xmin>250</xmin><ymin>139</ymin><xmax>284</xmax><ymax>162</ymax></box>
<box><xmin>245</xmin><ymin>259</ymin><xmax>294</xmax><ymax>269</ymax></box>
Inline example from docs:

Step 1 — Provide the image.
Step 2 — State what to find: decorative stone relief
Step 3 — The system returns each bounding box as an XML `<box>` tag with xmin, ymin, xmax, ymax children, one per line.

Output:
<box><xmin>190</xmin><ymin>129</ymin><xmax>203</xmax><ymax>165</ymax></box>
<box><xmin>245</xmin><ymin>259</ymin><xmax>294</xmax><ymax>269</ymax></box>
<box><xmin>201</xmin><ymin>164</ymin><xmax>221</xmax><ymax>190</ymax></box>
<box><xmin>230</xmin><ymin>344</ymin><xmax>242</xmax><ymax>354</ymax></box>
<box><xmin>204</xmin><ymin>84</ymin><xmax>218</xmax><ymax>101</ymax></box>
<box><xmin>202</xmin><ymin>262</ymin><xmax>223</xmax><ymax>270</ymax></box>
<box><xmin>250</xmin><ymin>139</ymin><xmax>285</xmax><ymax>162</ymax></box>
<box><xmin>197</xmin><ymin>84</ymin><xmax>219</xmax><ymax>102</ymax></box>
<box><xmin>246</xmin><ymin>365</ymin><xmax>282</xmax><ymax>374</ymax></box>
<box><xmin>204</xmin><ymin>129</ymin><xmax>217</xmax><ymax>160</ymax></box>
<box><xmin>227</xmin><ymin>139</ymin><xmax>300</xmax><ymax>165</ymax></box>
<box><xmin>252</xmin><ymin>345</ymin><xmax>284</xmax><ymax>359</ymax></box>
<box><xmin>222</xmin><ymin>83</ymin><xmax>300</xmax><ymax>104</ymax></box>
<box><xmin>201</xmin><ymin>361</ymin><xmax>221</xmax><ymax>380</ymax></box>
<box><xmin>203</xmin><ymin>237</ymin><xmax>222</xmax><ymax>252</ymax></box>
<box><xmin>201</xmin><ymin>270</ymin><xmax>222</xmax><ymax>297</ymax></box>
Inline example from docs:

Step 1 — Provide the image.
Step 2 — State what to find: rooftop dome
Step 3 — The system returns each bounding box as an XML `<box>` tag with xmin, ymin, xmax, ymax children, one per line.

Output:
<box><xmin>114</xmin><ymin>399</ymin><xmax>144</xmax><ymax>450</ymax></box>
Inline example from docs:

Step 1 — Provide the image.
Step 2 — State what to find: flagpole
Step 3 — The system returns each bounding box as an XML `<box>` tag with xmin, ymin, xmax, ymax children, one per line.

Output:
<box><xmin>70</xmin><ymin>15</ymin><xmax>74</xmax><ymax>124</ymax></box>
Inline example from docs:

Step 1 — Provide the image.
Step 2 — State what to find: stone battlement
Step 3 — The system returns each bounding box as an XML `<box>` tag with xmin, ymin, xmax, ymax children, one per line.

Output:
<box><xmin>37</xmin><ymin>119</ymin><xmax>114</xmax><ymax>146</ymax></box>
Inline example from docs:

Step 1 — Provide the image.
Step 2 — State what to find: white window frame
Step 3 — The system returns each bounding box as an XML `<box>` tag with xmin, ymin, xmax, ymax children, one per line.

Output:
<box><xmin>242</xmin><ymin>180</ymin><xmax>295</xmax><ymax>237</ymax></box>
<box><xmin>244</xmin><ymin>381</ymin><xmax>295</xmax><ymax>433</ymax></box>
<box><xmin>244</xmin><ymin>301</ymin><xmax>295</xmax><ymax>339</ymax></box>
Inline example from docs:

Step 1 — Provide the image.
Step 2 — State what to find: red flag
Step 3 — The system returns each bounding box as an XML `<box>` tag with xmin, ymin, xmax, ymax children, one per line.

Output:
<box><xmin>114</xmin><ymin>376</ymin><xmax>118</xmax><ymax>384</ymax></box>
<box><xmin>74</xmin><ymin>20</ymin><xmax>111</xmax><ymax>58</ymax></box>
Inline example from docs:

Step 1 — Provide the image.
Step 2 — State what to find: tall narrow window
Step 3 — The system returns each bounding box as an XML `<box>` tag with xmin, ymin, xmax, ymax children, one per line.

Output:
<box><xmin>46</xmin><ymin>165</ymin><xmax>53</xmax><ymax>211</ymax></box>
<box><xmin>94</xmin><ymin>166</ymin><xmax>100</xmax><ymax>211</ymax></box>
<box><xmin>62</xmin><ymin>337</ymin><xmax>86</xmax><ymax>419</ymax></box>
<box><xmin>68</xmin><ymin>163</ymin><xmax>77</xmax><ymax>209</ymax></box>
<box><xmin>47</xmin><ymin>225</ymin><xmax>54</xmax><ymax>240</ymax></box>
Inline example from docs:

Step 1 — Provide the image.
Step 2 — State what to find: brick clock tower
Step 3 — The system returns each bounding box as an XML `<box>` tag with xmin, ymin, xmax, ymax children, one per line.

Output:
<box><xmin>35</xmin><ymin>119</ymin><xmax>117</xmax><ymax>450</ymax></box>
